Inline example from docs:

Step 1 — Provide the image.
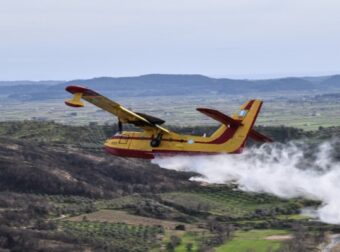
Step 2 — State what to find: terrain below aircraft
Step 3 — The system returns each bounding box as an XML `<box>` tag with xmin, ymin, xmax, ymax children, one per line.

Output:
<box><xmin>65</xmin><ymin>86</ymin><xmax>272</xmax><ymax>159</ymax></box>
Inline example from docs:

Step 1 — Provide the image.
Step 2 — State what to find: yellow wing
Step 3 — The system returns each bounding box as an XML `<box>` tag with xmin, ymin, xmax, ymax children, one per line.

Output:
<box><xmin>65</xmin><ymin>85</ymin><xmax>169</xmax><ymax>134</ymax></box>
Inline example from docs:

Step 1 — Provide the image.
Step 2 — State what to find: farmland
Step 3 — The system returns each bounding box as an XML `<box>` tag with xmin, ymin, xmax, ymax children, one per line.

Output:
<box><xmin>45</xmin><ymin>185</ymin><xmax>325</xmax><ymax>251</ymax></box>
<box><xmin>44</xmin><ymin>184</ymin><xmax>327</xmax><ymax>251</ymax></box>
<box><xmin>1</xmin><ymin>90</ymin><xmax>340</xmax><ymax>130</ymax></box>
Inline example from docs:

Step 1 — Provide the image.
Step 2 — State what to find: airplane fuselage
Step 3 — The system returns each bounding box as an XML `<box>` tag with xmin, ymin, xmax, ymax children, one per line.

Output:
<box><xmin>103</xmin><ymin>108</ymin><xmax>258</xmax><ymax>159</ymax></box>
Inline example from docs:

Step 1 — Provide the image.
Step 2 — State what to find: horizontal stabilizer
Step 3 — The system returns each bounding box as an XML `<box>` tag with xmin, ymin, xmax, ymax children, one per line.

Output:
<box><xmin>196</xmin><ymin>108</ymin><xmax>242</xmax><ymax>127</ymax></box>
<box><xmin>249</xmin><ymin>130</ymin><xmax>273</xmax><ymax>143</ymax></box>
<box><xmin>65</xmin><ymin>92</ymin><xmax>85</xmax><ymax>107</ymax></box>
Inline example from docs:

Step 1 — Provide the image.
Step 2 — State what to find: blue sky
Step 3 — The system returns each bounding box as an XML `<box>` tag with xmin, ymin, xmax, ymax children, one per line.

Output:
<box><xmin>1</xmin><ymin>0</ymin><xmax>340</xmax><ymax>80</ymax></box>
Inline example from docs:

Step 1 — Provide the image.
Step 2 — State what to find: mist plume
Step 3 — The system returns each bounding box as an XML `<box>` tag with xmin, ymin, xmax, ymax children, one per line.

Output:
<box><xmin>153</xmin><ymin>140</ymin><xmax>340</xmax><ymax>224</ymax></box>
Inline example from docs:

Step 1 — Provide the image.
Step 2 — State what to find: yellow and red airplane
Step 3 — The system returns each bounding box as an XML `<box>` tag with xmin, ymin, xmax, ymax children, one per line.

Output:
<box><xmin>65</xmin><ymin>86</ymin><xmax>272</xmax><ymax>159</ymax></box>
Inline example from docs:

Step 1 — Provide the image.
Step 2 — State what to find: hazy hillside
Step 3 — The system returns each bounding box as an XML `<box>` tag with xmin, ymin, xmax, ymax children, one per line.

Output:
<box><xmin>321</xmin><ymin>75</ymin><xmax>340</xmax><ymax>88</ymax></box>
<box><xmin>0</xmin><ymin>137</ymin><xmax>193</xmax><ymax>198</ymax></box>
<box><xmin>1</xmin><ymin>74</ymin><xmax>339</xmax><ymax>101</ymax></box>
<box><xmin>0</xmin><ymin>80</ymin><xmax>63</xmax><ymax>86</ymax></box>
<box><xmin>0</xmin><ymin>121</ymin><xmax>202</xmax><ymax>198</ymax></box>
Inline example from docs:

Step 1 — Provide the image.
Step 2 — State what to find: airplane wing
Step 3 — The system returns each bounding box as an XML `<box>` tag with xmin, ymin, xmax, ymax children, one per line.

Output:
<box><xmin>65</xmin><ymin>85</ymin><xmax>169</xmax><ymax>134</ymax></box>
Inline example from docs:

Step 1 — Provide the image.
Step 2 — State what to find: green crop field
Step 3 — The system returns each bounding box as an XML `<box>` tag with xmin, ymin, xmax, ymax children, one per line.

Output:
<box><xmin>160</xmin><ymin>186</ymin><xmax>299</xmax><ymax>218</ymax></box>
<box><xmin>216</xmin><ymin>229</ymin><xmax>290</xmax><ymax>252</ymax></box>
<box><xmin>58</xmin><ymin>220</ymin><xmax>163</xmax><ymax>252</ymax></box>
<box><xmin>158</xmin><ymin>231</ymin><xmax>202</xmax><ymax>252</ymax></box>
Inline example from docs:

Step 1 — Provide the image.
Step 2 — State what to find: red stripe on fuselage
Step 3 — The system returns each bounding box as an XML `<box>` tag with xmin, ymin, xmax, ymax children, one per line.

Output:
<box><xmin>153</xmin><ymin>149</ymin><xmax>222</xmax><ymax>156</ymax></box>
<box><xmin>205</xmin><ymin>127</ymin><xmax>237</xmax><ymax>144</ymax></box>
<box><xmin>104</xmin><ymin>146</ymin><xmax>154</xmax><ymax>159</ymax></box>
<box><xmin>104</xmin><ymin>146</ymin><xmax>232</xmax><ymax>159</ymax></box>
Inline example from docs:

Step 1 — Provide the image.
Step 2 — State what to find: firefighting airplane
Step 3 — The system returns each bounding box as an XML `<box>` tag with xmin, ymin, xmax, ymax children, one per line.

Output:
<box><xmin>65</xmin><ymin>86</ymin><xmax>272</xmax><ymax>159</ymax></box>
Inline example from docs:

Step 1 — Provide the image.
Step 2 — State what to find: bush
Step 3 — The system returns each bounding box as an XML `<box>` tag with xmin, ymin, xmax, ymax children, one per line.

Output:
<box><xmin>175</xmin><ymin>224</ymin><xmax>186</xmax><ymax>231</ymax></box>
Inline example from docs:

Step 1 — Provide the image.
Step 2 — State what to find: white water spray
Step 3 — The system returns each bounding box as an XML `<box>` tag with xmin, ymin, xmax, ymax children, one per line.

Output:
<box><xmin>153</xmin><ymin>141</ymin><xmax>340</xmax><ymax>224</ymax></box>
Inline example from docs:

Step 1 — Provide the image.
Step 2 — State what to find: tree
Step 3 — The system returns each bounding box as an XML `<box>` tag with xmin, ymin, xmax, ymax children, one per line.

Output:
<box><xmin>186</xmin><ymin>242</ymin><xmax>193</xmax><ymax>251</ymax></box>
<box><xmin>170</xmin><ymin>235</ymin><xmax>181</xmax><ymax>247</ymax></box>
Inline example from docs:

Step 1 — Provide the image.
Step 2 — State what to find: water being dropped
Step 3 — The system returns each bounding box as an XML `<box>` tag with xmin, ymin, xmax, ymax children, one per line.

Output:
<box><xmin>153</xmin><ymin>140</ymin><xmax>340</xmax><ymax>224</ymax></box>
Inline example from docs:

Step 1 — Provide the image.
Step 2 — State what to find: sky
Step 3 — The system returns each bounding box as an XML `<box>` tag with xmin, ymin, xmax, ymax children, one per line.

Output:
<box><xmin>1</xmin><ymin>0</ymin><xmax>340</xmax><ymax>80</ymax></box>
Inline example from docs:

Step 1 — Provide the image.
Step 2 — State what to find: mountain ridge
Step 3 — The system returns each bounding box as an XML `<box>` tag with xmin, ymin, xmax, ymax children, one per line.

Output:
<box><xmin>1</xmin><ymin>74</ymin><xmax>339</xmax><ymax>101</ymax></box>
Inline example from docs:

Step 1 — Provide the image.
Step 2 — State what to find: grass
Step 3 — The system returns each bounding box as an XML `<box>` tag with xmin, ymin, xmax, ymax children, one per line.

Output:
<box><xmin>160</xmin><ymin>231</ymin><xmax>201</xmax><ymax>252</ymax></box>
<box><xmin>276</xmin><ymin>214</ymin><xmax>311</xmax><ymax>220</ymax></box>
<box><xmin>174</xmin><ymin>232</ymin><xmax>200</xmax><ymax>252</ymax></box>
<box><xmin>216</xmin><ymin>229</ymin><xmax>290</xmax><ymax>252</ymax></box>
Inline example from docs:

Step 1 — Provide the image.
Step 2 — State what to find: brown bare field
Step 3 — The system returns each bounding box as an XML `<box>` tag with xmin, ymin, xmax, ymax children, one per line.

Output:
<box><xmin>265</xmin><ymin>235</ymin><xmax>293</xmax><ymax>241</ymax></box>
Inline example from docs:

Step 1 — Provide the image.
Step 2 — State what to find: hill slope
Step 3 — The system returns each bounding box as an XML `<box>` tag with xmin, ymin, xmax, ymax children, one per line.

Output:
<box><xmin>0</xmin><ymin>136</ymin><xmax>193</xmax><ymax>198</ymax></box>
<box><xmin>0</xmin><ymin>121</ymin><xmax>335</xmax><ymax>251</ymax></box>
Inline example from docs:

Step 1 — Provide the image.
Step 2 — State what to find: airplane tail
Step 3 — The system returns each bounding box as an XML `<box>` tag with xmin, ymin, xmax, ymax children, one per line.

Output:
<box><xmin>233</xmin><ymin>99</ymin><xmax>272</xmax><ymax>141</ymax></box>
<box><xmin>234</xmin><ymin>100</ymin><xmax>273</xmax><ymax>143</ymax></box>
<box><xmin>197</xmin><ymin>99</ymin><xmax>272</xmax><ymax>152</ymax></box>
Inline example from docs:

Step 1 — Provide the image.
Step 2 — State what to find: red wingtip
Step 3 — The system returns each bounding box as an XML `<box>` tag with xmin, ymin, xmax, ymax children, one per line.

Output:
<box><xmin>65</xmin><ymin>85</ymin><xmax>86</xmax><ymax>93</ymax></box>
<box><xmin>65</xmin><ymin>85</ymin><xmax>99</xmax><ymax>96</ymax></box>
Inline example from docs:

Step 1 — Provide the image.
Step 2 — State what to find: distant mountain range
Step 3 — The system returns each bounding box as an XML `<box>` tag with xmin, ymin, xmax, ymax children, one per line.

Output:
<box><xmin>0</xmin><ymin>80</ymin><xmax>64</xmax><ymax>86</ymax></box>
<box><xmin>1</xmin><ymin>74</ymin><xmax>340</xmax><ymax>101</ymax></box>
